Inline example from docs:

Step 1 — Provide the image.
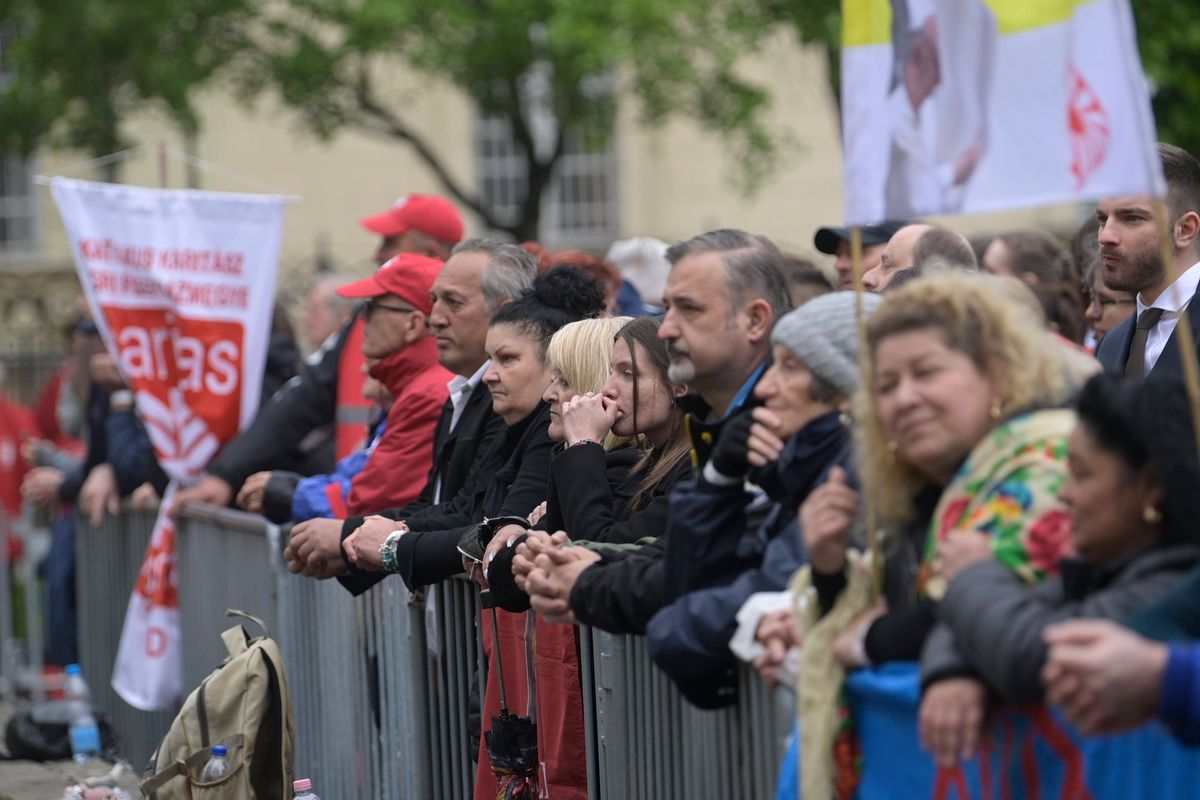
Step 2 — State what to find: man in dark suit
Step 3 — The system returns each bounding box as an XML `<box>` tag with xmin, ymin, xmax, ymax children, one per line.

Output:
<box><xmin>1096</xmin><ymin>143</ymin><xmax>1200</xmax><ymax>378</ymax></box>
<box><xmin>282</xmin><ymin>240</ymin><xmax>534</xmax><ymax>582</ymax></box>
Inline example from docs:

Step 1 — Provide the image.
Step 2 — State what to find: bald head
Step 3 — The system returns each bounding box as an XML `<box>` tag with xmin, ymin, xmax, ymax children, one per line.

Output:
<box><xmin>862</xmin><ymin>224</ymin><xmax>932</xmax><ymax>292</ymax></box>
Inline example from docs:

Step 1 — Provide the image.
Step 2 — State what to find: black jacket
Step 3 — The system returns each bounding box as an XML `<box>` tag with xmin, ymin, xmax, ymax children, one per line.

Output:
<box><xmin>1096</xmin><ymin>282</ymin><xmax>1200</xmax><ymax>377</ymax></box>
<box><xmin>335</xmin><ymin>378</ymin><xmax>505</xmax><ymax>595</ymax></box>
<box><xmin>387</xmin><ymin>403</ymin><xmax>554</xmax><ymax>592</ymax></box>
<box><xmin>488</xmin><ymin>444</ymin><xmax>692</xmax><ymax>612</ymax></box>
<box><xmin>564</xmin><ymin>360</ymin><xmax>770</xmax><ymax>634</ymax></box>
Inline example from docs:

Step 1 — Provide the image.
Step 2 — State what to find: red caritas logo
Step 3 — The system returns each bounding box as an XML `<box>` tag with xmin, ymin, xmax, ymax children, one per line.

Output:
<box><xmin>102</xmin><ymin>306</ymin><xmax>244</xmax><ymax>475</ymax></box>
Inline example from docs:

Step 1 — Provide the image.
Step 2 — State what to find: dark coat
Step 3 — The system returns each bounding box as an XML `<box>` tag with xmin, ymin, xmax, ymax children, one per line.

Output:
<box><xmin>564</xmin><ymin>360</ymin><xmax>771</xmax><ymax>635</ymax></box>
<box><xmin>335</xmin><ymin>378</ymin><xmax>505</xmax><ymax>596</ymax></box>
<box><xmin>389</xmin><ymin>403</ymin><xmax>555</xmax><ymax>592</ymax></box>
<box><xmin>487</xmin><ymin>444</ymin><xmax>692</xmax><ymax>612</ymax></box>
<box><xmin>647</xmin><ymin>412</ymin><xmax>852</xmax><ymax>708</ymax></box>
<box><xmin>921</xmin><ymin>542</ymin><xmax>1200</xmax><ymax>704</ymax></box>
<box><xmin>1095</xmin><ymin>282</ymin><xmax>1200</xmax><ymax>376</ymax></box>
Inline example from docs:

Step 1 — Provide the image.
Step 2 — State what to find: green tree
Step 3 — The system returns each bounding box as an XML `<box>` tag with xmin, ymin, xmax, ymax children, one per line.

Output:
<box><xmin>236</xmin><ymin>0</ymin><xmax>786</xmax><ymax>240</ymax></box>
<box><xmin>0</xmin><ymin>0</ymin><xmax>789</xmax><ymax>240</ymax></box>
<box><xmin>0</xmin><ymin>0</ymin><xmax>254</xmax><ymax>181</ymax></box>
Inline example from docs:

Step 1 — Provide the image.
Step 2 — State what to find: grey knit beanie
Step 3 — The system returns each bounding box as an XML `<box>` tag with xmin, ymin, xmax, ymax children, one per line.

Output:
<box><xmin>770</xmin><ymin>291</ymin><xmax>883</xmax><ymax>396</ymax></box>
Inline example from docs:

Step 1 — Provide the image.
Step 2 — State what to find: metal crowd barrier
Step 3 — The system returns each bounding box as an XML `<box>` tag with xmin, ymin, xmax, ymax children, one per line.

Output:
<box><xmin>580</xmin><ymin>628</ymin><xmax>793</xmax><ymax>800</ymax></box>
<box><xmin>74</xmin><ymin>506</ymin><xmax>791</xmax><ymax>798</ymax></box>
<box><xmin>75</xmin><ymin>509</ymin><xmax>178</xmax><ymax>770</ymax></box>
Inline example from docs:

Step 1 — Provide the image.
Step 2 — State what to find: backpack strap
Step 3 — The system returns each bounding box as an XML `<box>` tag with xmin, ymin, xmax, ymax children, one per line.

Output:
<box><xmin>140</xmin><ymin>733</ymin><xmax>246</xmax><ymax>796</ymax></box>
<box><xmin>225</xmin><ymin>608</ymin><xmax>268</xmax><ymax>637</ymax></box>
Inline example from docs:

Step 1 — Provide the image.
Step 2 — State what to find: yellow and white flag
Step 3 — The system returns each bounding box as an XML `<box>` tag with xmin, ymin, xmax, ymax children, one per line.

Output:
<box><xmin>841</xmin><ymin>0</ymin><xmax>1164</xmax><ymax>224</ymax></box>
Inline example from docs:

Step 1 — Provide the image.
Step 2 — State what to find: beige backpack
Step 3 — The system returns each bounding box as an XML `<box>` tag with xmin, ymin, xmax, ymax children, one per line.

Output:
<box><xmin>141</xmin><ymin>610</ymin><xmax>294</xmax><ymax>799</ymax></box>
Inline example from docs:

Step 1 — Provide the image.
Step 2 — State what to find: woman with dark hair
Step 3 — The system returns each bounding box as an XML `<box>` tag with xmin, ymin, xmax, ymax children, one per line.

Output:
<box><xmin>919</xmin><ymin>372</ymin><xmax>1200</xmax><ymax>765</ymax></box>
<box><xmin>341</xmin><ymin>265</ymin><xmax>605</xmax><ymax>589</ymax></box>
<box><xmin>473</xmin><ymin>315</ymin><xmax>691</xmax><ymax>800</ymax></box>
<box><xmin>486</xmin><ymin>316</ymin><xmax>692</xmax><ymax>609</ymax></box>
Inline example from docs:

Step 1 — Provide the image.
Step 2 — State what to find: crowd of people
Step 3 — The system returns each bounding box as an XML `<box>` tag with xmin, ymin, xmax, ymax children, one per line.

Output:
<box><xmin>10</xmin><ymin>141</ymin><xmax>1200</xmax><ymax>795</ymax></box>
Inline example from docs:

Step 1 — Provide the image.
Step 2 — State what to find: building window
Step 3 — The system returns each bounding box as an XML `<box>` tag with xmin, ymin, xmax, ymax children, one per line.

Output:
<box><xmin>0</xmin><ymin>156</ymin><xmax>36</xmax><ymax>250</ymax></box>
<box><xmin>475</xmin><ymin>114</ymin><xmax>618</xmax><ymax>250</ymax></box>
<box><xmin>0</xmin><ymin>29</ymin><xmax>35</xmax><ymax>252</ymax></box>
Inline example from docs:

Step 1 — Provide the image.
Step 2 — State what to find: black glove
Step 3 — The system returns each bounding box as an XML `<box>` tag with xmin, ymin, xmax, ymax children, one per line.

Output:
<box><xmin>707</xmin><ymin>409</ymin><xmax>756</xmax><ymax>480</ymax></box>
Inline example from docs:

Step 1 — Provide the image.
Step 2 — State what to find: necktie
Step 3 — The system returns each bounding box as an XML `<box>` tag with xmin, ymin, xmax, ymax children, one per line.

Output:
<box><xmin>1125</xmin><ymin>307</ymin><xmax>1165</xmax><ymax>379</ymax></box>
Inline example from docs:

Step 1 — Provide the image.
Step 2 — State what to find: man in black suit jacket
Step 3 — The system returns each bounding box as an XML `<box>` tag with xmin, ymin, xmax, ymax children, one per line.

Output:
<box><xmin>282</xmin><ymin>240</ymin><xmax>533</xmax><ymax>581</ymax></box>
<box><xmin>1096</xmin><ymin>143</ymin><xmax>1200</xmax><ymax>378</ymax></box>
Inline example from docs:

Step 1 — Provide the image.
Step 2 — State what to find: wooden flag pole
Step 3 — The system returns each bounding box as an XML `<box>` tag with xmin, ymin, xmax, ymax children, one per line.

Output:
<box><xmin>849</xmin><ymin>226</ymin><xmax>884</xmax><ymax>597</ymax></box>
<box><xmin>1154</xmin><ymin>203</ymin><xmax>1200</xmax><ymax>457</ymax></box>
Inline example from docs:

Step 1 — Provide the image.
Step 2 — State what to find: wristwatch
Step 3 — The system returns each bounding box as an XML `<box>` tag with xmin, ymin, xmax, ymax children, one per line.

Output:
<box><xmin>379</xmin><ymin>529</ymin><xmax>405</xmax><ymax>573</ymax></box>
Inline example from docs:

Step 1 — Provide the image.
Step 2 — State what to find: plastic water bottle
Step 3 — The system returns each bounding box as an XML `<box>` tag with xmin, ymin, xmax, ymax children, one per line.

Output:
<box><xmin>63</xmin><ymin>663</ymin><xmax>101</xmax><ymax>763</ymax></box>
<box><xmin>200</xmin><ymin>744</ymin><xmax>231</xmax><ymax>781</ymax></box>
<box><xmin>293</xmin><ymin>778</ymin><xmax>320</xmax><ymax>799</ymax></box>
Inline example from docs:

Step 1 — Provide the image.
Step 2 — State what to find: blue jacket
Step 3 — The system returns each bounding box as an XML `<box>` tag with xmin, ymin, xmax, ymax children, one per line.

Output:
<box><xmin>1162</xmin><ymin>643</ymin><xmax>1200</xmax><ymax>746</ymax></box>
<box><xmin>290</xmin><ymin>418</ymin><xmax>385</xmax><ymax>522</ymax></box>
<box><xmin>647</xmin><ymin>412</ymin><xmax>853</xmax><ymax>707</ymax></box>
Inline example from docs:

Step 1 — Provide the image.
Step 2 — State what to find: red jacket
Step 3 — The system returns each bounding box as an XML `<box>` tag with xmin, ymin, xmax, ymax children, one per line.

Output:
<box><xmin>345</xmin><ymin>336</ymin><xmax>451</xmax><ymax>515</ymax></box>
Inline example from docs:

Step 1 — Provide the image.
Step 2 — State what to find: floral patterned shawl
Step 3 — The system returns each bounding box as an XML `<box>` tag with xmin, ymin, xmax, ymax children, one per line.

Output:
<box><xmin>919</xmin><ymin>408</ymin><xmax>1077</xmax><ymax>600</ymax></box>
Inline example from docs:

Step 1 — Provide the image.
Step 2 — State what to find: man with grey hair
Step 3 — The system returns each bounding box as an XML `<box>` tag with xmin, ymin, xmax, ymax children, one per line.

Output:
<box><xmin>660</xmin><ymin>228</ymin><xmax>791</xmax><ymax>424</ymax></box>
<box><xmin>286</xmin><ymin>239</ymin><xmax>536</xmax><ymax>583</ymax></box>
<box><xmin>523</xmin><ymin>228</ymin><xmax>790</xmax><ymax>635</ymax></box>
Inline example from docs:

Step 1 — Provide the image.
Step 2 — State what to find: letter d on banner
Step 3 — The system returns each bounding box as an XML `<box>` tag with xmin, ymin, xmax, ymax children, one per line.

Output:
<box><xmin>112</xmin><ymin>484</ymin><xmax>182</xmax><ymax>711</ymax></box>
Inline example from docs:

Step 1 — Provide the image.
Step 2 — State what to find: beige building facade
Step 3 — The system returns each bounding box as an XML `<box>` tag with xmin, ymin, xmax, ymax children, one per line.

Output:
<box><xmin>0</xmin><ymin>32</ymin><xmax>1087</xmax><ymax>400</ymax></box>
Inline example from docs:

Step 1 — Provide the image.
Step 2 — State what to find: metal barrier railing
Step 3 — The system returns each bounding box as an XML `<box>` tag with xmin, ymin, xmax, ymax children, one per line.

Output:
<box><xmin>579</xmin><ymin>628</ymin><xmax>793</xmax><ymax>800</ymax></box>
<box><xmin>75</xmin><ymin>509</ymin><xmax>178</xmax><ymax>770</ymax></box>
<box><xmin>73</xmin><ymin>507</ymin><xmax>791</xmax><ymax>798</ymax></box>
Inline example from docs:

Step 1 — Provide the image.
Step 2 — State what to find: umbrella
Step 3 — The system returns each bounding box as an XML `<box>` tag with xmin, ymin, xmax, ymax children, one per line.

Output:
<box><xmin>480</xmin><ymin>589</ymin><xmax>538</xmax><ymax>800</ymax></box>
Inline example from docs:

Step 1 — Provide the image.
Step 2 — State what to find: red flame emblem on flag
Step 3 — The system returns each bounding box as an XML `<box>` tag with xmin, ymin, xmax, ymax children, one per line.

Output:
<box><xmin>1068</xmin><ymin>65</ymin><xmax>1110</xmax><ymax>190</ymax></box>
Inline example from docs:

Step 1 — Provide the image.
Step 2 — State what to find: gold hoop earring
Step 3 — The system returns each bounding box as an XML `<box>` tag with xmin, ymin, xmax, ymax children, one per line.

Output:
<box><xmin>1143</xmin><ymin>505</ymin><xmax>1162</xmax><ymax>525</ymax></box>
<box><xmin>990</xmin><ymin>400</ymin><xmax>1003</xmax><ymax>420</ymax></box>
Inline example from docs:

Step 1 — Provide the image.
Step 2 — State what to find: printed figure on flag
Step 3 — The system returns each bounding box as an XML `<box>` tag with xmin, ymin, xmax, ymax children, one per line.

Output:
<box><xmin>51</xmin><ymin>178</ymin><xmax>286</xmax><ymax>711</ymax></box>
<box><xmin>841</xmin><ymin>0</ymin><xmax>1164</xmax><ymax>225</ymax></box>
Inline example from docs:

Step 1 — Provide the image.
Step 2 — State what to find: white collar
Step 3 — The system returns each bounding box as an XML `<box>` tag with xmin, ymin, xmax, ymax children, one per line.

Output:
<box><xmin>449</xmin><ymin>360</ymin><xmax>490</xmax><ymax>394</ymax></box>
<box><xmin>1138</xmin><ymin>259</ymin><xmax>1200</xmax><ymax>316</ymax></box>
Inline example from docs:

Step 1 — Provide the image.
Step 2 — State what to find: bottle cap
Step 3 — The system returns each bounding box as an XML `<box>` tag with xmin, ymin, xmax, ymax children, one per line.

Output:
<box><xmin>294</xmin><ymin>778</ymin><xmax>312</xmax><ymax>792</ymax></box>
<box><xmin>65</xmin><ymin>664</ymin><xmax>82</xmax><ymax>675</ymax></box>
<box><xmin>211</xmin><ymin>745</ymin><xmax>227</xmax><ymax>757</ymax></box>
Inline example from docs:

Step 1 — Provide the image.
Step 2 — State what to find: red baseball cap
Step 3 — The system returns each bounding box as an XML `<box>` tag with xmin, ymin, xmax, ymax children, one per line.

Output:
<box><xmin>359</xmin><ymin>194</ymin><xmax>464</xmax><ymax>245</ymax></box>
<box><xmin>336</xmin><ymin>253</ymin><xmax>444</xmax><ymax>315</ymax></box>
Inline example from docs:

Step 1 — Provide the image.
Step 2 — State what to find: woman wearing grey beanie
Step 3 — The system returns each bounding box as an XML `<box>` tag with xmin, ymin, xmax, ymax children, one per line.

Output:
<box><xmin>648</xmin><ymin>291</ymin><xmax>882</xmax><ymax>708</ymax></box>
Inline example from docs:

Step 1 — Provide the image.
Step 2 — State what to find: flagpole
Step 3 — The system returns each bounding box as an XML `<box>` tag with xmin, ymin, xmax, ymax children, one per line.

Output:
<box><xmin>849</xmin><ymin>225</ymin><xmax>883</xmax><ymax>597</ymax></box>
<box><xmin>1153</xmin><ymin>203</ymin><xmax>1200</xmax><ymax>456</ymax></box>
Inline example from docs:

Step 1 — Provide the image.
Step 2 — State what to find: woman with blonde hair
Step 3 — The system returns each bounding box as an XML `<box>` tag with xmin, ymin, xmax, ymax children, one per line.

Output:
<box><xmin>761</xmin><ymin>273</ymin><xmax>1098</xmax><ymax>796</ymax></box>
<box><xmin>480</xmin><ymin>315</ymin><xmax>690</xmax><ymax>800</ymax></box>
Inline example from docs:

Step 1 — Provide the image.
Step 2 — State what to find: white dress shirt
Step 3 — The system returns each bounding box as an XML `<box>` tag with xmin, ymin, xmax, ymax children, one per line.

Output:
<box><xmin>433</xmin><ymin>360</ymin><xmax>490</xmax><ymax>503</ymax></box>
<box><xmin>1136</xmin><ymin>260</ymin><xmax>1200</xmax><ymax>374</ymax></box>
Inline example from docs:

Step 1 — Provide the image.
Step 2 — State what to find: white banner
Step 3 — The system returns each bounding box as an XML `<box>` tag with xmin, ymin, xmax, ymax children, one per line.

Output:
<box><xmin>51</xmin><ymin>178</ymin><xmax>286</xmax><ymax>709</ymax></box>
<box><xmin>841</xmin><ymin>0</ymin><xmax>1165</xmax><ymax>224</ymax></box>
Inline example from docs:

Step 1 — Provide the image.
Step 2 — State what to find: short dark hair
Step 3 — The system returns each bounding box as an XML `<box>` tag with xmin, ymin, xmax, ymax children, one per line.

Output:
<box><xmin>1160</xmin><ymin>142</ymin><xmax>1200</xmax><ymax>246</ymax></box>
<box><xmin>666</xmin><ymin>229</ymin><xmax>792</xmax><ymax>323</ymax></box>
<box><xmin>912</xmin><ymin>227</ymin><xmax>977</xmax><ymax>273</ymax></box>
<box><xmin>780</xmin><ymin>255</ymin><xmax>834</xmax><ymax>306</ymax></box>
<box><xmin>990</xmin><ymin>229</ymin><xmax>1073</xmax><ymax>283</ymax></box>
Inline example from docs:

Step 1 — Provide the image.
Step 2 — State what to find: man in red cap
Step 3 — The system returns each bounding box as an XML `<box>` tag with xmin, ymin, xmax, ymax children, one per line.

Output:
<box><xmin>170</xmin><ymin>195</ymin><xmax>465</xmax><ymax>517</ymax></box>
<box><xmin>361</xmin><ymin>194</ymin><xmax>465</xmax><ymax>266</ymax></box>
<box><xmin>236</xmin><ymin>254</ymin><xmax>453</xmax><ymax>521</ymax></box>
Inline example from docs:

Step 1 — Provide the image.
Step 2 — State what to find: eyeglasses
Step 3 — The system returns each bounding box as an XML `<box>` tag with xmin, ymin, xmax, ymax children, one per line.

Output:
<box><xmin>364</xmin><ymin>299</ymin><xmax>417</xmax><ymax>318</ymax></box>
<box><xmin>1088</xmin><ymin>296</ymin><xmax>1136</xmax><ymax>308</ymax></box>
